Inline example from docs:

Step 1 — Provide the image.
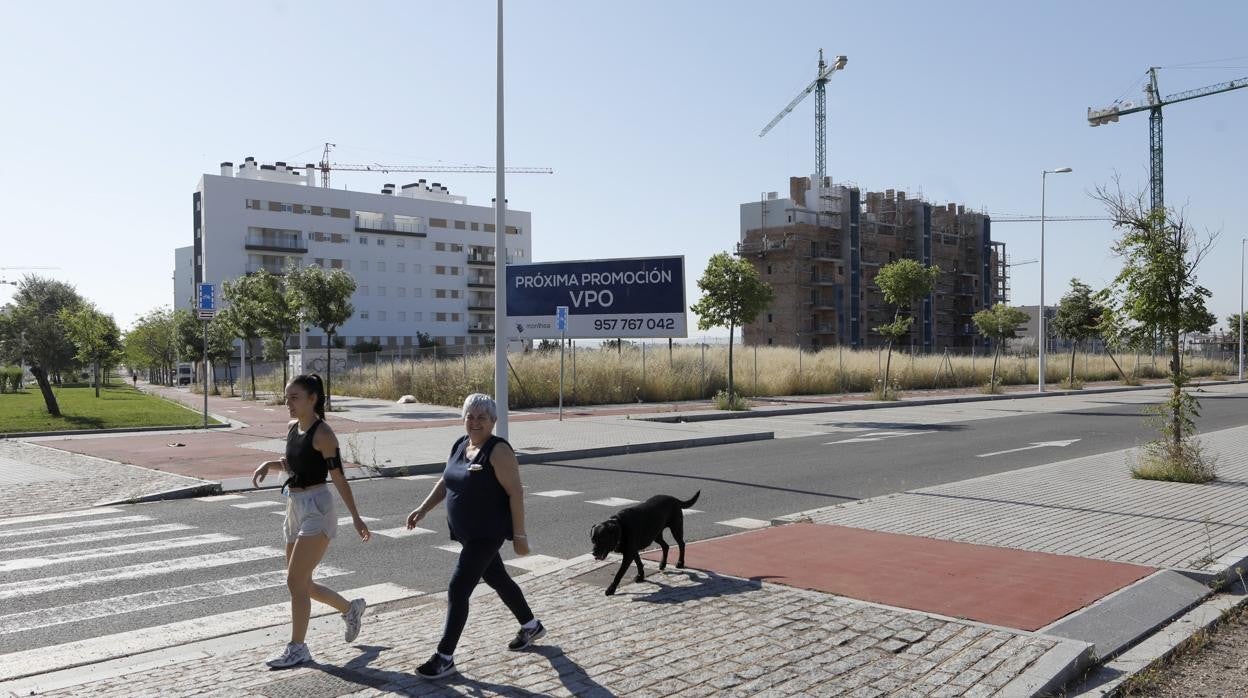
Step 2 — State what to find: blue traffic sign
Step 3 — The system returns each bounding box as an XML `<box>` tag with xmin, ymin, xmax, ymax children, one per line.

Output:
<box><xmin>198</xmin><ymin>283</ymin><xmax>216</xmax><ymax>311</ymax></box>
<box><xmin>555</xmin><ymin>305</ymin><xmax>568</xmax><ymax>332</ymax></box>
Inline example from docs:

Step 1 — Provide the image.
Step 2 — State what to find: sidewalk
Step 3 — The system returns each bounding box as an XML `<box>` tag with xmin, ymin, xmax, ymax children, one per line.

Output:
<box><xmin>4</xmin><ymin>387</ymin><xmax>1246</xmax><ymax>696</ymax></box>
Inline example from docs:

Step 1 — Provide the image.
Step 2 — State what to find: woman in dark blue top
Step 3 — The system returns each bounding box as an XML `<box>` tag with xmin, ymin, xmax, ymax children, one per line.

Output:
<box><xmin>406</xmin><ymin>393</ymin><xmax>545</xmax><ymax>679</ymax></box>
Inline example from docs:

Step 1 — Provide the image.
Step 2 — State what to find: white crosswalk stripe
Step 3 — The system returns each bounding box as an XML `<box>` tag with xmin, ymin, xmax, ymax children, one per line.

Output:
<box><xmin>0</xmin><ymin>507</ymin><xmax>125</xmax><ymax>527</ymax></box>
<box><xmin>230</xmin><ymin>501</ymin><xmax>283</xmax><ymax>509</ymax></box>
<box><xmin>0</xmin><ymin>547</ymin><xmax>284</xmax><ymax>600</ymax></box>
<box><xmin>0</xmin><ymin>515</ymin><xmax>154</xmax><ymax>539</ymax></box>
<box><xmin>533</xmin><ymin>489</ymin><xmax>581</xmax><ymax>498</ymax></box>
<box><xmin>373</xmin><ymin>526</ymin><xmax>436</xmax><ymax>538</ymax></box>
<box><xmin>716</xmin><ymin>517</ymin><xmax>771</xmax><ymax>529</ymax></box>
<box><xmin>5</xmin><ymin>523</ymin><xmax>195</xmax><ymax>553</ymax></box>
<box><xmin>193</xmin><ymin>494</ymin><xmax>245</xmax><ymax>502</ymax></box>
<box><xmin>587</xmin><ymin>497</ymin><xmax>640</xmax><ymax>507</ymax></box>
<box><xmin>0</xmin><ymin>566</ymin><xmax>350</xmax><ymax>635</ymax></box>
<box><xmin>0</xmin><ymin>533</ymin><xmax>238</xmax><ymax>573</ymax></box>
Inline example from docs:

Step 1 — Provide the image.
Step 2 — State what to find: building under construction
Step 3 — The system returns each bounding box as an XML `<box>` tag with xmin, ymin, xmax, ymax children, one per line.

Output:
<box><xmin>737</xmin><ymin>176</ymin><xmax>1007</xmax><ymax>351</ymax></box>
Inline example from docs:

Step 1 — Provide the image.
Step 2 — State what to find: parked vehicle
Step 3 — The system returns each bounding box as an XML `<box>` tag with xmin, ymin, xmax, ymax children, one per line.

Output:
<box><xmin>176</xmin><ymin>363</ymin><xmax>194</xmax><ymax>386</ymax></box>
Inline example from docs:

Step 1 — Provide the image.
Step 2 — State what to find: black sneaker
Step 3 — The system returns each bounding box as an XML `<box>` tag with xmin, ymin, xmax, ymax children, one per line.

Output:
<box><xmin>507</xmin><ymin>620</ymin><xmax>546</xmax><ymax>651</ymax></box>
<box><xmin>417</xmin><ymin>653</ymin><xmax>456</xmax><ymax>679</ymax></box>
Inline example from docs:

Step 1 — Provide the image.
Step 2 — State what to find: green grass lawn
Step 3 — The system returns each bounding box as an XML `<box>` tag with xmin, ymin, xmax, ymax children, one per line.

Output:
<box><xmin>0</xmin><ymin>382</ymin><xmax>221</xmax><ymax>433</ymax></box>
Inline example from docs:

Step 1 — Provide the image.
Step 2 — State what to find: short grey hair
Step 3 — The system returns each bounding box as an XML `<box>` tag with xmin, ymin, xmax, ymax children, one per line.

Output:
<box><xmin>461</xmin><ymin>393</ymin><xmax>498</xmax><ymax>420</ymax></box>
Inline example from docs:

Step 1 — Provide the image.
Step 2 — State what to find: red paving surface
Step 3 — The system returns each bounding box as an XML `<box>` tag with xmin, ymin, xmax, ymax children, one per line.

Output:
<box><xmin>649</xmin><ymin>523</ymin><xmax>1155</xmax><ymax>631</ymax></box>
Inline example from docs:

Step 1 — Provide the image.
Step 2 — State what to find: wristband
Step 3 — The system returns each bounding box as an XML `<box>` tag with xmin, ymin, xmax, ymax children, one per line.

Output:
<box><xmin>514</xmin><ymin>534</ymin><xmax>528</xmax><ymax>539</ymax></box>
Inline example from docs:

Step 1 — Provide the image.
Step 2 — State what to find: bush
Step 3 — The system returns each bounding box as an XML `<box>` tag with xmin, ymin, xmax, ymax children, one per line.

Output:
<box><xmin>1132</xmin><ymin>439</ymin><xmax>1217</xmax><ymax>483</ymax></box>
<box><xmin>712</xmin><ymin>389</ymin><xmax>750</xmax><ymax>411</ymax></box>
<box><xmin>0</xmin><ymin>366</ymin><xmax>22</xmax><ymax>393</ymax></box>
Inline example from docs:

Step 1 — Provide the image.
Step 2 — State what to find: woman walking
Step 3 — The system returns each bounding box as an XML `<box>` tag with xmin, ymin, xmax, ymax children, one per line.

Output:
<box><xmin>406</xmin><ymin>393</ymin><xmax>545</xmax><ymax>679</ymax></box>
<box><xmin>252</xmin><ymin>373</ymin><xmax>372</xmax><ymax>669</ymax></box>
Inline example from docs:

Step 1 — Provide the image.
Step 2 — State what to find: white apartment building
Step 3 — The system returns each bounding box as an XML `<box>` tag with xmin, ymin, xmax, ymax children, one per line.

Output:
<box><xmin>176</xmin><ymin>157</ymin><xmax>532</xmax><ymax>352</ymax></box>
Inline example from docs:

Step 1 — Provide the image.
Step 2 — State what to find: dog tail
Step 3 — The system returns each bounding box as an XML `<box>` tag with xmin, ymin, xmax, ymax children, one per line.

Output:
<box><xmin>680</xmin><ymin>490</ymin><xmax>701</xmax><ymax>509</ymax></box>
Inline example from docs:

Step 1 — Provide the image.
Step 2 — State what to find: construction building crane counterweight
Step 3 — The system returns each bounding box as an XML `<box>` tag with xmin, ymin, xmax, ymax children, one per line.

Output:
<box><xmin>759</xmin><ymin>51</ymin><xmax>847</xmax><ymax>184</ymax></box>
<box><xmin>1088</xmin><ymin>68</ymin><xmax>1248</xmax><ymax>213</ymax></box>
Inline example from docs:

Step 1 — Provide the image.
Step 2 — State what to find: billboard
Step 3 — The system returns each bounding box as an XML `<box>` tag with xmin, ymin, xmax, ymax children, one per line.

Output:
<box><xmin>507</xmin><ymin>256</ymin><xmax>686</xmax><ymax>339</ymax></box>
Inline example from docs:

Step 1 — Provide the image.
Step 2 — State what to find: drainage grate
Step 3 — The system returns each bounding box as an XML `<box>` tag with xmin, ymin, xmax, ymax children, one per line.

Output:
<box><xmin>254</xmin><ymin>668</ymin><xmax>390</xmax><ymax>698</ymax></box>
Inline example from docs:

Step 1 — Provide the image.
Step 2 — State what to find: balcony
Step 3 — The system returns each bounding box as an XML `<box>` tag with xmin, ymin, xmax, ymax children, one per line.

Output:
<box><xmin>810</xmin><ymin>274</ymin><xmax>838</xmax><ymax>286</ymax></box>
<box><xmin>245</xmin><ymin>262</ymin><xmax>287</xmax><ymax>275</ymax></box>
<box><xmin>468</xmin><ymin>304</ymin><xmax>494</xmax><ymax>312</ymax></box>
<box><xmin>468</xmin><ymin>322</ymin><xmax>495</xmax><ymax>334</ymax></box>
<box><xmin>245</xmin><ymin>234</ymin><xmax>306</xmax><ymax>253</ymax></box>
<box><xmin>811</xmin><ymin>246</ymin><xmax>841</xmax><ymax>262</ymax></box>
<box><xmin>353</xmin><ymin>215</ymin><xmax>427</xmax><ymax>237</ymax></box>
<box><xmin>467</xmin><ymin>252</ymin><xmax>496</xmax><ymax>266</ymax></box>
<box><xmin>467</xmin><ymin>276</ymin><xmax>495</xmax><ymax>289</ymax></box>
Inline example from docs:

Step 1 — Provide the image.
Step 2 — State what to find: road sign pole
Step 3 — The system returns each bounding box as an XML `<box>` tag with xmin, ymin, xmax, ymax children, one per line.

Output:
<box><xmin>203</xmin><ymin>319</ymin><xmax>209</xmax><ymax>429</ymax></box>
<box><xmin>559</xmin><ymin>330</ymin><xmax>565</xmax><ymax>422</ymax></box>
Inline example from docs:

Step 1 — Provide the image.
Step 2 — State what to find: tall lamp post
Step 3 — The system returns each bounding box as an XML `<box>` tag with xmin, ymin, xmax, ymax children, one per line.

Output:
<box><xmin>1038</xmin><ymin>167</ymin><xmax>1072</xmax><ymax>392</ymax></box>
<box><xmin>1239</xmin><ymin>237</ymin><xmax>1245</xmax><ymax>381</ymax></box>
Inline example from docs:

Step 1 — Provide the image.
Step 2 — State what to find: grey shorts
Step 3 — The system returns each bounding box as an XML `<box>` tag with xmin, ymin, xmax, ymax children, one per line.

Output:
<box><xmin>283</xmin><ymin>484</ymin><xmax>338</xmax><ymax>545</ymax></box>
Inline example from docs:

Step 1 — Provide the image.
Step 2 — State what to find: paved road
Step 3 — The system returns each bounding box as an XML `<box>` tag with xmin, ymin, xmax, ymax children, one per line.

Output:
<box><xmin>3</xmin><ymin>389</ymin><xmax>1246</xmax><ymax>662</ymax></box>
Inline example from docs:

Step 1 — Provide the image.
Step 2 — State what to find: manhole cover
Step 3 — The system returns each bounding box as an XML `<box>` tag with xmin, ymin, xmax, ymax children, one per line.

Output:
<box><xmin>255</xmin><ymin>668</ymin><xmax>389</xmax><ymax>698</ymax></box>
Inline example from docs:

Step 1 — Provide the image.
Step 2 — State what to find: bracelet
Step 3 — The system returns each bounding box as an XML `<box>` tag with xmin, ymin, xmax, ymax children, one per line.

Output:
<box><xmin>514</xmin><ymin>534</ymin><xmax>528</xmax><ymax>539</ymax></box>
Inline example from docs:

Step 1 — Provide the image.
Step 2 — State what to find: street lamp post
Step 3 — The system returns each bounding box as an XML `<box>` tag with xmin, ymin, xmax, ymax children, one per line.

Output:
<box><xmin>1239</xmin><ymin>237</ymin><xmax>1245</xmax><ymax>381</ymax></box>
<box><xmin>1039</xmin><ymin>167</ymin><xmax>1072</xmax><ymax>393</ymax></box>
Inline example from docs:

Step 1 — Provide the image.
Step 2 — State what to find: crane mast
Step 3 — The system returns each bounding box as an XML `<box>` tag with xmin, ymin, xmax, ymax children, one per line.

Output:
<box><xmin>759</xmin><ymin>51</ymin><xmax>847</xmax><ymax>185</ymax></box>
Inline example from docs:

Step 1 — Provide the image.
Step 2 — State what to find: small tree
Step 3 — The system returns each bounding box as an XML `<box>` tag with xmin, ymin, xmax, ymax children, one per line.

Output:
<box><xmin>252</xmin><ymin>270</ymin><xmax>298</xmax><ymax>388</ymax></box>
<box><xmin>60</xmin><ymin>304</ymin><xmax>122</xmax><ymax>398</ymax></box>
<box><xmin>285</xmin><ymin>265</ymin><xmax>356</xmax><ymax>411</ymax></box>
<box><xmin>1096</xmin><ymin>182</ymin><xmax>1217</xmax><ymax>481</ymax></box>
<box><xmin>0</xmin><ymin>276</ymin><xmax>85</xmax><ymax>415</ymax></box>
<box><xmin>690</xmin><ymin>252</ymin><xmax>774</xmax><ymax>404</ymax></box>
<box><xmin>872</xmin><ymin>259</ymin><xmax>941</xmax><ymax>398</ymax></box>
<box><xmin>125</xmin><ymin>307</ymin><xmax>180</xmax><ymax>386</ymax></box>
<box><xmin>220</xmin><ymin>275</ymin><xmax>270</xmax><ymax>399</ymax></box>
<box><xmin>972</xmin><ymin>303</ymin><xmax>1031</xmax><ymax>390</ymax></box>
<box><xmin>1049</xmin><ymin>279</ymin><xmax>1102</xmax><ymax>388</ymax></box>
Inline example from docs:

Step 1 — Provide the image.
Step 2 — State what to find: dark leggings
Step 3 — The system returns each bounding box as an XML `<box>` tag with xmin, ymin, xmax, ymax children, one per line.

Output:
<box><xmin>437</xmin><ymin>538</ymin><xmax>534</xmax><ymax>656</ymax></box>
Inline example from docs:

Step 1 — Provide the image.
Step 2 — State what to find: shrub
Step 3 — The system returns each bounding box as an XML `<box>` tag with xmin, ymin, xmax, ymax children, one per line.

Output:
<box><xmin>712</xmin><ymin>389</ymin><xmax>749</xmax><ymax>411</ymax></box>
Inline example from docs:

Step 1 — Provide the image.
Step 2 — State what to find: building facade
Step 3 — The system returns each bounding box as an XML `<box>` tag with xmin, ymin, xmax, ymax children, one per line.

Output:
<box><xmin>177</xmin><ymin>158</ymin><xmax>532</xmax><ymax>352</ymax></box>
<box><xmin>738</xmin><ymin>176</ymin><xmax>1006</xmax><ymax>352</ymax></box>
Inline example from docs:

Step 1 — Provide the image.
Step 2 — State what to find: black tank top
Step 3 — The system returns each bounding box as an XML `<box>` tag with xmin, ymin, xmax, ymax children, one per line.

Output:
<box><xmin>443</xmin><ymin>435</ymin><xmax>513</xmax><ymax>542</ymax></box>
<box><xmin>284</xmin><ymin>419</ymin><xmax>339</xmax><ymax>488</ymax></box>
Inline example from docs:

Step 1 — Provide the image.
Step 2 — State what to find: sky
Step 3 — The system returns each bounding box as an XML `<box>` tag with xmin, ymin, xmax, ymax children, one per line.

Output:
<box><xmin>1</xmin><ymin>1</ymin><xmax>1246</xmax><ymax>337</ymax></box>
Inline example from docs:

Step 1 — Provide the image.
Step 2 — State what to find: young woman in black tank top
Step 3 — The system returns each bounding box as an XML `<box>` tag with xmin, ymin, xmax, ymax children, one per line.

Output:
<box><xmin>251</xmin><ymin>374</ymin><xmax>372</xmax><ymax>669</ymax></box>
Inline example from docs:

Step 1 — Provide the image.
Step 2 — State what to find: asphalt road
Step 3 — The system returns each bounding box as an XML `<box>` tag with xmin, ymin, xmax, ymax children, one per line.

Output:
<box><xmin>4</xmin><ymin>390</ymin><xmax>1246</xmax><ymax>656</ymax></box>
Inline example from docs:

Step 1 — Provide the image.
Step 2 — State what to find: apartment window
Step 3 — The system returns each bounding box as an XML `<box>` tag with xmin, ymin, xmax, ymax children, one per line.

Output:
<box><xmin>454</xmin><ymin>220</ymin><xmax>466</xmax><ymax>230</ymax></box>
<box><xmin>333</xmin><ymin>233</ymin><xmax>347</xmax><ymax>243</ymax></box>
<box><xmin>377</xmin><ymin>238</ymin><xmax>385</xmax><ymax>246</ymax></box>
<box><xmin>378</xmin><ymin>311</ymin><xmax>387</xmax><ymax>321</ymax></box>
<box><xmin>430</xmin><ymin>218</ymin><xmax>448</xmax><ymax>228</ymax></box>
<box><xmin>378</xmin><ymin>261</ymin><xmax>387</xmax><ymax>272</ymax></box>
<box><xmin>246</xmin><ymin>199</ymin><xmax>261</xmax><ymax>210</ymax></box>
<box><xmin>506</xmin><ymin>226</ymin><xmax>519</xmax><ymax>235</ymax></box>
<box><xmin>398</xmin><ymin>311</ymin><xmax>406</xmax><ymax>322</ymax></box>
<box><xmin>330</xmin><ymin>259</ymin><xmax>344</xmax><ymax>269</ymax></box>
<box><xmin>450</xmin><ymin>243</ymin><xmax>463</xmax><ymax>252</ymax></box>
<box><xmin>413</xmin><ymin>312</ymin><xmax>423</xmax><ymax>321</ymax></box>
<box><xmin>396</xmin><ymin>239</ymin><xmax>405</xmax><ymax>247</ymax></box>
<box><xmin>361</xmin><ymin>311</ymin><xmax>370</xmax><ymax>320</ymax></box>
<box><xmin>314</xmin><ymin>258</ymin><xmax>325</xmax><ymax>267</ymax></box>
<box><xmin>451</xmin><ymin>312</ymin><xmax>461</xmax><ymax>322</ymax></box>
<box><xmin>413</xmin><ymin>288</ymin><xmax>422</xmax><ymax>298</ymax></box>
<box><xmin>412</xmin><ymin>264</ymin><xmax>422</xmax><ymax>274</ymax></box>
<box><xmin>767</xmin><ymin>313</ymin><xmax>773</xmax><ymax>323</ymax></box>
<box><xmin>292</xmin><ymin>204</ymin><xmax>305</xmax><ymax>214</ymax></box>
<box><xmin>379</xmin><ymin>286</ymin><xmax>387</xmax><ymax>297</ymax></box>
<box><xmin>397</xmin><ymin>262</ymin><xmax>406</xmax><ymax>273</ymax></box>
<box><xmin>397</xmin><ymin>287</ymin><xmax>406</xmax><ymax>298</ymax></box>
<box><xmin>435</xmin><ymin>266</ymin><xmax>446</xmax><ymax>275</ymax></box>
<box><xmin>360</xmin><ymin>261</ymin><xmax>369</xmax><ymax>271</ymax></box>
<box><xmin>359</xmin><ymin>236</ymin><xmax>368</xmax><ymax>245</ymax></box>
<box><xmin>435</xmin><ymin>242</ymin><xmax>446</xmax><ymax>252</ymax></box>
<box><xmin>484</xmin><ymin>223</ymin><xmax>496</xmax><ymax>233</ymax></box>
<box><xmin>330</xmin><ymin>207</ymin><xmax>350</xmax><ymax>219</ymax></box>
<box><xmin>470</xmin><ymin>222</ymin><xmax>479</xmax><ymax>231</ymax></box>
<box><xmin>450</xmin><ymin>266</ymin><xmax>460</xmax><ymax>276</ymax></box>
<box><xmin>435</xmin><ymin>289</ymin><xmax>447</xmax><ymax>299</ymax></box>
<box><xmin>766</xmin><ymin>265</ymin><xmax>772</xmax><ymax>275</ymax></box>
<box><xmin>767</xmin><ymin>338</ymin><xmax>773</xmax><ymax>345</ymax></box>
<box><xmin>436</xmin><ymin>312</ymin><xmax>447</xmax><ymax>322</ymax></box>
<box><xmin>360</xmin><ymin>286</ymin><xmax>369</xmax><ymax>296</ymax></box>
<box><xmin>311</xmin><ymin>206</ymin><xmax>325</xmax><ymax>216</ymax></box>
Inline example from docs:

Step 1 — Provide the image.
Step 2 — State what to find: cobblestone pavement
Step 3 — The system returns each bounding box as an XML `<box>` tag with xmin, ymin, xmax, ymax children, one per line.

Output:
<box><xmin>0</xmin><ymin>441</ymin><xmax>213</xmax><ymax>516</ymax></box>
<box><xmin>34</xmin><ymin>558</ymin><xmax>1068</xmax><ymax>697</ymax></box>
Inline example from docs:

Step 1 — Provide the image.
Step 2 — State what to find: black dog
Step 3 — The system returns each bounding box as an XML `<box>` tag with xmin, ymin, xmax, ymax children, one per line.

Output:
<box><xmin>590</xmin><ymin>491</ymin><xmax>700</xmax><ymax>595</ymax></box>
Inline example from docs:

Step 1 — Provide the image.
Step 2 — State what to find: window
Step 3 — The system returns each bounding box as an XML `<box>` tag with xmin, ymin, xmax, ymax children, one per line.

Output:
<box><xmin>396</xmin><ymin>239</ymin><xmax>405</xmax><ymax>247</ymax></box>
<box><xmin>413</xmin><ymin>312</ymin><xmax>423</xmax><ymax>321</ymax></box>
<box><xmin>506</xmin><ymin>226</ymin><xmax>520</xmax><ymax>235</ymax></box>
<box><xmin>451</xmin><ymin>312</ymin><xmax>461</xmax><ymax>321</ymax></box>
<box><xmin>454</xmin><ymin>220</ymin><xmax>466</xmax><ymax>230</ymax></box>
<box><xmin>330</xmin><ymin>208</ymin><xmax>350</xmax><ymax>219</ymax></box>
<box><xmin>470</xmin><ymin>222</ymin><xmax>479</xmax><ymax>231</ymax></box>
<box><xmin>360</xmin><ymin>261</ymin><xmax>369</xmax><ymax>271</ymax></box>
<box><xmin>397</xmin><ymin>262</ymin><xmax>406</xmax><ymax>273</ymax></box>
<box><xmin>377</xmin><ymin>238</ymin><xmax>385</xmax><ymax>246</ymax></box>
<box><xmin>397</xmin><ymin>287</ymin><xmax>406</xmax><ymax>297</ymax></box>
<box><xmin>378</xmin><ymin>311</ymin><xmax>387</xmax><ymax>321</ymax></box>
<box><xmin>330</xmin><ymin>259</ymin><xmax>344</xmax><ymax>269</ymax></box>
<box><xmin>361</xmin><ymin>311</ymin><xmax>370</xmax><ymax>320</ymax></box>
<box><xmin>435</xmin><ymin>289</ymin><xmax>447</xmax><ymax>299</ymax></box>
<box><xmin>246</xmin><ymin>199</ymin><xmax>261</xmax><ymax>210</ymax></box>
<box><xmin>313</xmin><ymin>258</ymin><xmax>325</xmax><ymax>267</ymax></box>
<box><xmin>435</xmin><ymin>266</ymin><xmax>445</xmax><ymax>275</ymax></box>
<box><xmin>398</xmin><ymin>311</ymin><xmax>406</xmax><ymax>322</ymax></box>
<box><xmin>450</xmin><ymin>266</ymin><xmax>460</xmax><ymax>276</ymax></box>
<box><xmin>450</xmin><ymin>243</ymin><xmax>463</xmax><ymax>252</ymax></box>
<box><xmin>379</xmin><ymin>286</ymin><xmax>387</xmax><ymax>297</ymax></box>
<box><xmin>292</xmin><ymin>204</ymin><xmax>305</xmax><ymax>214</ymax></box>
<box><xmin>436</xmin><ymin>312</ymin><xmax>447</xmax><ymax>322</ymax></box>
<box><xmin>311</xmin><ymin>206</ymin><xmax>325</xmax><ymax>216</ymax></box>
<box><xmin>766</xmin><ymin>265</ymin><xmax>772</xmax><ymax>275</ymax></box>
<box><xmin>767</xmin><ymin>313</ymin><xmax>773</xmax><ymax>323</ymax></box>
<box><xmin>413</xmin><ymin>288</ymin><xmax>422</xmax><ymax>298</ymax></box>
<box><xmin>430</xmin><ymin>218</ymin><xmax>448</xmax><ymax>228</ymax></box>
<box><xmin>359</xmin><ymin>236</ymin><xmax>368</xmax><ymax>245</ymax></box>
<box><xmin>484</xmin><ymin>223</ymin><xmax>495</xmax><ymax>233</ymax></box>
<box><xmin>378</xmin><ymin>261</ymin><xmax>386</xmax><ymax>272</ymax></box>
<box><xmin>435</xmin><ymin>242</ymin><xmax>445</xmax><ymax>251</ymax></box>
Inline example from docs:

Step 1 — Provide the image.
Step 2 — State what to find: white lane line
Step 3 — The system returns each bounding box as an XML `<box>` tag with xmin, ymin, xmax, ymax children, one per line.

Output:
<box><xmin>0</xmin><ymin>516</ymin><xmax>154</xmax><ymax>539</ymax></box>
<box><xmin>716</xmin><ymin>518</ymin><xmax>771</xmax><ymax>530</ymax></box>
<box><xmin>0</xmin><ymin>507</ymin><xmax>124</xmax><ymax>527</ymax></box>
<box><xmin>436</xmin><ymin>542</ymin><xmax>463</xmax><ymax>554</ymax></box>
<box><xmin>0</xmin><ymin>566</ymin><xmax>351</xmax><ymax>635</ymax></box>
<box><xmin>398</xmin><ymin>474</ymin><xmax>437</xmax><ymax>480</ymax></box>
<box><xmin>230</xmin><ymin>501</ymin><xmax>283</xmax><ymax>509</ymax></box>
<box><xmin>826</xmin><ymin>430</ymin><xmax>937</xmax><ymax>444</ymax></box>
<box><xmin>193</xmin><ymin>494</ymin><xmax>245</xmax><ymax>502</ymax></box>
<box><xmin>0</xmin><ymin>583</ymin><xmax>420</xmax><ymax>682</ymax></box>
<box><xmin>533</xmin><ymin>490</ymin><xmax>581</xmax><ymax>498</ymax></box>
<box><xmin>5</xmin><ymin>524</ymin><xmax>196</xmax><ymax>553</ymax></box>
<box><xmin>503</xmin><ymin>554</ymin><xmax>565</xmax><ymax>574</ymax></box>
<box><xmin>372</xmin><ymin>526</ymin><xmax>435</xmax><ymax>538</ymax></box>
<box><xmin>586</xmin><ymin>498</ymin><xmax>640</xmax><ymax>507</ymax></box>
<box><xmin>0</xmin><ymin>533</ymin><xmax>239</xmax><ymax>573</ymax></box>
<box><xmin>0</xmin><ymin>547</ymin><xmax>284</xmax><ymax>600</ymax></box>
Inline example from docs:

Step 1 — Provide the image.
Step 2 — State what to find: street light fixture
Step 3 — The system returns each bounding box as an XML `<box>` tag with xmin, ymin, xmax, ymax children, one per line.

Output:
<box><xmin>1039</xmin><ymin>167</ymin><xmax>1073</xmax><ymax>393</ymax></box>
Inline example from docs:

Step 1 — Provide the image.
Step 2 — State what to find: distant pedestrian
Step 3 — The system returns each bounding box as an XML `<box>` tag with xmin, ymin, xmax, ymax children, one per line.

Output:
<box><xmin>252</xmin><ymin>373</ymin><xmax>372</xmax><ymax>669</ymax></box>
<box><xmin>406</xmin><ymin>393</ymin><xmax>545</xmax><ymax>679</ymax></box>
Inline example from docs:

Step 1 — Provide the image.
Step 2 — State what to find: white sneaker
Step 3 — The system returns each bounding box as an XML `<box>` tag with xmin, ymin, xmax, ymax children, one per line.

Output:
<box><xmin>265</xmin><ymin>642</ymin><xmax>311</xmax><ymax>669</ymax></box>
<box><xmin>343</xmin><ymin>598</ymin><xmax>366</xmax><ymax>643</ymax></box>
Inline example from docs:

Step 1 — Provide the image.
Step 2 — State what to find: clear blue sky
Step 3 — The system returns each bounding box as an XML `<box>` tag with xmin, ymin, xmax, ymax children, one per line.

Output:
<box><xmin>2</xmin><ymin>1</ymin><xmax>1246</xmax><ymax>336</ymax></box>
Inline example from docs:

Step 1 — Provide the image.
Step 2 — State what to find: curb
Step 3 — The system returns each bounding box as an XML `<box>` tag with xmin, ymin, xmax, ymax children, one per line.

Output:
<box><xmin>95</xmin><ymin>481</ymin><xmax>222</xmax><ymax>506</ymax></box>
<box><xmin>2</xmin><ymin>422</ymin><xmax>232</xmax><ymax>440</ymax></box>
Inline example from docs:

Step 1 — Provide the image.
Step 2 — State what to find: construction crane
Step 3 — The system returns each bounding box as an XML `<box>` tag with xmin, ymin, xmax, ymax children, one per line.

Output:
<box><xmin>758</xmin><ymin>50</ymin><xmax>847</xmax><ymax>185</ymax></box>
<box><xmin>317</xmin><ymin>143</ymin><xmax>552</xmax><ymax>188</ymax></box>
<box><xmin>1088</xmin><ymin>68</ymin><xmax>1248</xmax><ymax>213</ymax></box>
<box><xmin>990</xmin><ymin>216</ymin><xmax>1110</xmax><ymax>223</ymax></box>
<box><xmin>0</xmin><ymin>266</ymin><xmax>59</xmax><ymax>286</ymax></box>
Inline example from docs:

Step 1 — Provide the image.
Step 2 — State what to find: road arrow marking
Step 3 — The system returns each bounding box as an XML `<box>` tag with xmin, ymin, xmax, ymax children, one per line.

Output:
<box><xmin>976</xmin><ymin>439</ymin><xmax>1081</xmax><ymax>458</ymax></box>
<box><xmin>826</xmin><ymin>430</ymin><xmax>937</xmax><ymax>444</ymax></box>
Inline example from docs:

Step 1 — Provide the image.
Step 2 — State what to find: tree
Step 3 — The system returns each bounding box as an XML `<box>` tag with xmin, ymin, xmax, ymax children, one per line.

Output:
<box><xmin>61</xmin><ymin>304</ymin><xmax>123</xmax><ymax>398</ymax></box>
<box><xmin>0</xmin><ymin>276</ymin><xmax>84</xmax><ymax>416</ymax></box>
<box><xmin>285</xmin><ymin>265</ymin><xmax>356</xmax><ymax>410</ymax></box>
<box><xmin>972</xmin><ymin>304</ymin><xmax>1031</xmax><ymax>390</ymax></box>
<box><xmin>1225</xmin><ymin>313</ymin><xmax>1245</xmax><ymax>363</ymax></box>
<box><xmin>220</xmin><ymin>274</ymin><xmax>270</xmax><ymax>399</ymax></box>
<box><xmin>252</xmin><ymin>270</ymin><xmax>298</xmax><ymax>388</ymax></box>
<box><xmin>690</xmin><ymin>252</ymin><xmax>774</xmax><ymax>402</ymax></box>
<box><xmin>125</xmin><ymin>307</ymin><xmax>180</xmax><ymax>386</ymax></box>
<box><xmin>1048</xmin><ymin>279</ymin><xmax>1103</xmax><ymax>388</ymax></box>
<box><xmin>871</xmin><ymin>258</ymin><xmax>941</xmax><ymax>398</ymax></box>
<box><xmin>1096</xmin><ymin>182</ymin><xmax>1217</xmax><ymax>480</ymax></box>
